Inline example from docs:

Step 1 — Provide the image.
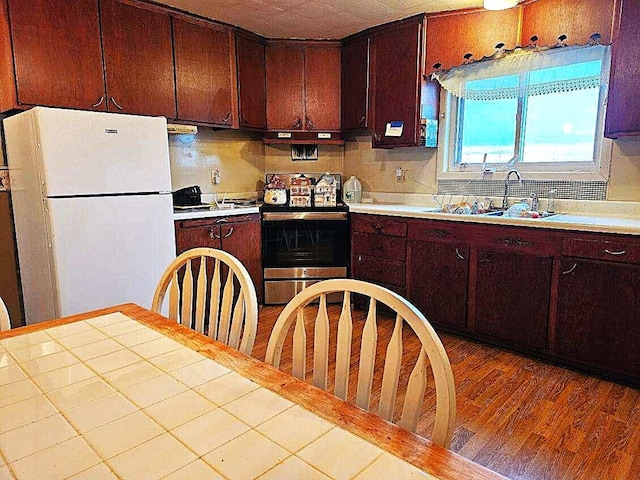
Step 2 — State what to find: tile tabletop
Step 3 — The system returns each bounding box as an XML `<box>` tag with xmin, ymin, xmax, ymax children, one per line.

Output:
<box><xmin>0</xmin><ymin>311</ymin><xmax>440</xmax><ymax>480</ymax></box>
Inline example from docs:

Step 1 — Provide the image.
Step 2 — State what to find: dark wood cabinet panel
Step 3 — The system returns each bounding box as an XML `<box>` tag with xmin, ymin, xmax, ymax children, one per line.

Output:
<box><xmin>0</xmin><ymin>0</ymin><xmax>16</xmax><ymax>111</ymax></box>
<box><xmin>0</xmin><ymin>192</ymin><xmax>23</xmax><ymax>327</ymax></box>
<box><xmin>266</xmin><ymin>45</ymin><xmax>305</xmax><ymax>130</ymax></box>
<box><xmin>605</xmin><ymin>0</ymin><xmax>640</xmax><ymax>138</ymax></box>
<box><xmin>341</xmin><ymin>36</ymin><xmax>369</xmax><ymax>131</ymax></box>
<box><xmin>173</xmin><ymin>18</ymin><xmax>236</xmax><ymax>126</ymax></box>
<box><xmin>8</xmin><ymin>0</ymin><xmax>105</xmax><ymax>110</ymax></box>
<box><xmin>353</xmin><ymin>254</ymin><xmax>405</xmax><ymax>287</ymax></box>
<box><xmin>304</xmin><ymin>46</ymin><xmax>341</xmax><ymax>131</ymax></box>
<box><xmin>100</xmin><ymin>0</ymin><xmax>176</xmax><ymax>118</ymax></box>
<box><xmin>352</xmin><ymin>214</ymin><xmax>407</xmax><ymax>237</ymax></box>
<box><xmin>556</xmin><ymin>258</ymin><xmax>640</xmax><ymax>379</ymax></box>
<box><xmin>369</xmin><ymin>17</ymin><xmax>423</xmax><ymax>148</ymax></box>
<box><xmin>425</xmin><ymin>8</ymin><xmax>520</xmax><ymax>73</ymax></box>
<box><xmin>408</xmin><ymin>240</ymin><xmax>468</xmax><ymax>329</ymax></box>
<box><xmin>352</xmin><ymin>232</ymin><xmax>405</xmax><ymax>262</ymax></box>
<box><xmin>521</xmin><ymin>0</ymin><xmax>616</xmax><ymax>47</ymax></box>
<box><xmin>473</xmin><ymin>249</ymin><xmax>552</xmax><ymax>351</ymax></box>
<box><xmin>237</xmin><ymin>32</ymin><xmax>266</xmax><ymax>130</ymax></box>
<box><xmin>175</xmin><ymin>215</ymin><xmax>263</xmax><ymax>304</ymax></box>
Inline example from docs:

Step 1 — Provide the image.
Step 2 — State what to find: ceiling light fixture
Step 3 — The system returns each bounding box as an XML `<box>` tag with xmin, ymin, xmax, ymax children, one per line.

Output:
<box><xmin>484</xmin><ymin>0</ymin><xmax>519</xmax><ymax>10</ymax></box>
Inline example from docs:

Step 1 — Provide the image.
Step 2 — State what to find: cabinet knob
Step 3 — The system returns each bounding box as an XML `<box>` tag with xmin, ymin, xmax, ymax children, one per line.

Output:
<box><xmin>359</xmin><ymin>115</ymin><xmax>366</xmax><ymax>126</ymax></box>
<box><xmin>561</xmin><ymin>263</ymin><xmax>578</xmax><ymax>275</ymax></box>
<box><xmin>92</xmin><ymin>96</ymin><xmax>105</xmax><ymax>108</ymax></box>
<box><xmin>373</xmin><ymin>133</ymin><xmax>382</xmax><ymax>143</ymax></box>
<box><xmin>209</xmin><ymin>229</ymin><xmax>220</xmax><ymax>239</ymax></box>
<box><xmin>290</xmin><ymin>117</ymin><xmax>302</xmax><ymax>129</ymax></box>
<box><xmin>222</xmin><ymin>112</ymin><xmax>232</xmax><ymax>123</ymax></box>
<box><xmin>110</xmin><ymin>97</ymin><xmax>124</xmax><ymax>110</ymax></box>
<box><xmin>455</xmin><ymin>248</ymin><xmax>465</xmax><ymax>260</ymax></box>
<box><xmin>240</xmin><ymin>113</ymin><xmax>248</xmax><ymax>125</ymax></box>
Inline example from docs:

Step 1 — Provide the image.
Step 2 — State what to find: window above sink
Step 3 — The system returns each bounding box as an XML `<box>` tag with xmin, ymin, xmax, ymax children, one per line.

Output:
<box><xmin>435</xmin><ymin>45</ymin><xmax>613</xmax><ymax>183</ymax></box>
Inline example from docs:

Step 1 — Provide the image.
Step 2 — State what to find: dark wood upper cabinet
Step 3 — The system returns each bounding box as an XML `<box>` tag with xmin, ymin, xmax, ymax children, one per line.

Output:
<box><xmin>7</xmin><ymin>0</ymin><xmax>106</xmax><ymax>110</ymax></box>
<box><xmin>605</xmin><ymin>0</ymin><xmax>640</xmax><ymax>138</ymax></box>
<box><xmin>237</xmin><ymin>32</ymin><xmax>266</xmax><ymax>130</ymax></box>
<box><xmin>100</xmin><ymin>0</ymin><xmax>176</xmax><ymax>118</ymax></box>
<box><xmin>266</xmin><ymin>45</ymin><xmax>305</xmax><ymax>130</ymax></box>
<box><xmin>266</xmin><ymin>42</ymin><xmax>341</xmax><ymax>131</ymax></box>
<box><xmin>304</xmin><ymin>46</ymin><xmax>341</xmax><ymax>131</ymax></box>
<box><xmin>425</xmin><ymin>8</ymin><xmax>520</xmax><ymax>73</ymax></box>
<box><xmin>521</xmin><ymin>0</ymin><xmax>616</xmax><ymax>47</ymax></box>
<box><xmin>341</xmin><ymin>35</ymin><xmax>370</xmax><ymax>131</ymax></box>
<box><xmin>173</xmin><ymin>18</ymin><xmax>237</xmax><ymax>126</ymax></box>
<box><xmin>369</xmin><ymin>16</ymin><xmax>424</xmax><ymax>148</ymax></box>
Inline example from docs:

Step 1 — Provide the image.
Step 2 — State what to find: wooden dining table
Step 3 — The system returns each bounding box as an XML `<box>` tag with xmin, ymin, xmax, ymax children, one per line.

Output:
<box><xmin>0</xmin><ymin>303</ymin><xmax>507</xmax><ymax>480</ymax></box>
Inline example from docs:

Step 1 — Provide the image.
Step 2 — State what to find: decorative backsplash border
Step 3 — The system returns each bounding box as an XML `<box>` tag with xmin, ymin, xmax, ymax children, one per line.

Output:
<box><xmin>437</xmin><ymin>179</ymin><xmax>607</xmax><ymax>201</ymax></box>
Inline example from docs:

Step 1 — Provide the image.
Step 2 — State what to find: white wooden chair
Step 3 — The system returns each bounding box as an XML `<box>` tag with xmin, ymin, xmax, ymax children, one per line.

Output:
<box><xmin>0</xmin><ymin>296</ymin><xmax>11</xmax><ymax>331</ymax></box>
<box><xmin>151</xmin><ymin>248</ymin><xmax>258</xmax><ymax>355</ymax></box>
<box><xmin>265</xmin><ymin>278</ymin><xmax>456</xmax><ymax>448</ymax></box>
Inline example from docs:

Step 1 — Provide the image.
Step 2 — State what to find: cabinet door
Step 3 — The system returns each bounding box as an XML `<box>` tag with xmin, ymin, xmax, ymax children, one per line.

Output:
<box><xmin>425</xmin><ymin>8</ymin><xmax>520</xmax><ymax>73</ymax></box>
<box><xmin>304</xmin><ymin>46</ymin><xmax>341</xmax><ymax>131</ymax></box>
<box><xmin>556</xmin><ymin>258</ymin><xmax>640</xmax><ymax>379</ymax></box>
<box><xmin>341</xmin><ymin>36</ymin><xmax>369</xmax><ymax>131</ymax></box>
<box><xmin>370</xmin><ymin>18</ymin><xmax>423</xmax><ymax>148</ymax></box>
<box><xmin>219</xmin><ymin>220</ymin><xmax>263</xmax><ymax>304</ymax></box>
<box><xmin>353</xmin><ymin>254</ymin><xmax>405</xmax><ymax>288</ymax></box>
<box><xmin>605</xmin><ymin>0</ymin><xmax>640</xmax><ymax>138</ymax></box>
<box><xmin>100</xmin><ymin>0</ymin><xmax>176</xmax><ymax>118</ymax></box>
<box><xmin>8</xmin><ymin>0</ymin><xmax>105</xmax><ymax>110</ymax></box>
<box><xmin>237</xmin><ymin>33</ymin><xmax>266</xmax><ymax>130</ymax></box>
<box><xmin>473</xmin><ymin>250</ymin><xmax>552</xmax><ymax>351</ymax></box>
<box><xmin>266</xmin><ymin>45</ymin><xmax>304</xmax><ymax>130</ymax></box>
<box><xmin>521</xmin><ymin>0</ymin><xmax>616</xmax><ymax>47</ymax></box>
<box><xmin>175</xmin><ymin>221</ymin><xmax>219</xmax><ymax>254</ymax></box>
<box><xmin>174</xmin><ymin>19</ymin><xmax>236</xmax><ymax>126</ymax></box>
<box><xmin>408</xmin><ymin>240</ymin><xmax>468</xmax><ymax>329</ymax></box>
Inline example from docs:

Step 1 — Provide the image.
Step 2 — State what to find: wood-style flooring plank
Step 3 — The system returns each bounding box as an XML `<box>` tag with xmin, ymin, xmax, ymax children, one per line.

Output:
<box><xmin>254</xmin><ymin>305</ymin><xmax>640</xmax><ymax>480</ymax></box>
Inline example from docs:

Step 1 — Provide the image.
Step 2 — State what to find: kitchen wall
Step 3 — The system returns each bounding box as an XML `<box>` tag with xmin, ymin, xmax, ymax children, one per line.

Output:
<box><xmin>343</xmin><ymin>134</ymin><xmax>640</xmax><ymax>203</ymax></box>
<box><xmin>168</xmin><ymin>128</ymin><xmax>265</xmax><ymax>199</ymax></box>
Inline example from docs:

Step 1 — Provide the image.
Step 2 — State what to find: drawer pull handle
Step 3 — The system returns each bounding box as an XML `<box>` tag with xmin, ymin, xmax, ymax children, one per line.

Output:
<box><xmin>373</xmin><ymin>224</ymin><xmax>383</xmax><ymax>232</ymax></box>
<box><xmin>110</xmin><ymin>97</ymin><xmax>123</xmax><ymax>110</ymax></box>
<box><xmin>92</xmin><ymin>96</ymin><xmax>104</xmax><ymax>108</ymax></box>
<box><xmin>604</xmin><ymin>249</ymin><xmax>626</xmax><ymax>256</ymax></box>
<box><xmin>215</xmin><ymin>218</ymin><xmax>228</xmax><ymax>225</ymax></box>
<box><xmin>561</xmin><ymin>263</ymin><xmax>577</xmax><ymax>275</ymax></box>
<box><xmin>455</xmin><ymin>248</ymin><xmax>465</xmax><ymax>260</ymax></box>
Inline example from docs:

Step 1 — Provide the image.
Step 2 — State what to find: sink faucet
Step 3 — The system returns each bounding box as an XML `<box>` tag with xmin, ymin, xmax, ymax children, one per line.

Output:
<box><xmin>530</xmin><ymin>192</ymin><xmax>539</xmax><ymax>211</ymax></box>
<box><xmin>502</xmin><ymin>169</ymin><xmax>521</xmax><ymax>209</ymax></box>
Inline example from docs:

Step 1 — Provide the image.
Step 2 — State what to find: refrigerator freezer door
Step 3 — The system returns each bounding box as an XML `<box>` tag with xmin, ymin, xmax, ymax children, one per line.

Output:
<box><xmin>43</xmin><ymin>194</ymin><xmax>176</xmax><ymax>322</ymax></box>
<box><xmin>33</xmin><ymin>107</ymin><xmax>171</xmax><ymax>196</ymax></box>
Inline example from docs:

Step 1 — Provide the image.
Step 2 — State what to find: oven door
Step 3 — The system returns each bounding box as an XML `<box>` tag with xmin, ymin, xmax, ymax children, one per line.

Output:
<box><xmin>262</xmin><ymin>211</ymin><xmax>349</xmax><ymax>269</ymax></box>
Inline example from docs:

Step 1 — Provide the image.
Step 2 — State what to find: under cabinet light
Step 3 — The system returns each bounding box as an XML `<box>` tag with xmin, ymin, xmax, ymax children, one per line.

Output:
<box><xmin>484</xmin><ymin>0</ymin><xmax>518</xmax><ymax>10</ymax></box>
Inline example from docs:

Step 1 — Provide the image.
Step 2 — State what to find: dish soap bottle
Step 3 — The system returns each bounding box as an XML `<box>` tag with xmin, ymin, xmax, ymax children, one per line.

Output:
<box><xmin>343</xmin><ymin>175</ymin><xmax>362</xmax><ymax>203</ymax></box>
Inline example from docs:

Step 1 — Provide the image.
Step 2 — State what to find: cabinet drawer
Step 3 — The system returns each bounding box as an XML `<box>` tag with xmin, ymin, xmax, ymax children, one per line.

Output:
<box><xmin>352</xmin><ymin>215</ymin><xmax>407</xmax><ymax>237</ymax></box>
<box><xmin>352</xmin><ymin>232</ymin><xmax>406</xmax><ymax>261</ymax></box>
<box><xmin>353</xmin><ymin>254</ymin><xmax>405</xmax><ymax>287</ymax></box>
<box><xmin>562</xmin><ymin>238</ymin><xmax>640</xmax><ymax>265</ymax></box>
<box><xmin>408</xmin><ymin>220</ymin><xmax>466</xmax><ymax>243</ymax></box>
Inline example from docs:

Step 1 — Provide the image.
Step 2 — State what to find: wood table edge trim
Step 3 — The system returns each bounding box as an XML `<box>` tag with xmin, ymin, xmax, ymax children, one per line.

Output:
<box><xmin>0</xmin><ymin>303</ymin><xmax>508</xmax><ymax>480</ymax></box>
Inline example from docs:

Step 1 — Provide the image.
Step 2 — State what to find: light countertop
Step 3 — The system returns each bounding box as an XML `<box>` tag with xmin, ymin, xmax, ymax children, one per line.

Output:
<box><xmin>348</xmin><ymin>203</ymin><xmax>640</xmax><ymax>236</ymax></box>
<box><xmin>173</xmin><ymin>205</ymin><xmax>260</xmax><ymax>221</ymax></box>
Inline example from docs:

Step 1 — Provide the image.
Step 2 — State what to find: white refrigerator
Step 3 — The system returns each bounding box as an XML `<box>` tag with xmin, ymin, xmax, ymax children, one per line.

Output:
<box><xmin>4</xmin><ymin>107</ymin><xmax>176</xmax><ymax>324</ymax></box>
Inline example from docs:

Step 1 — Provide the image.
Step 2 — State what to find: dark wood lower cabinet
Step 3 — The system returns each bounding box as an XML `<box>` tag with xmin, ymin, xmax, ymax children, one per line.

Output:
<box><xmin>474</xmin><ymin>250</ymin><xmax>552</xmax><ymax>352</ymax></box>
<box><xmin>175</xmin><ymin>215</ymin><xmax>262</xmax><ymax>304</ymax></box>
<box><xmin>556</xmin><ymin>258</ymin><xmax>640</xmax><ymax>379</ymax></box>
<box><xmin>407</xmin><ymin>240</ymin><xmax>468</xmax><ymax>329</ymax></box>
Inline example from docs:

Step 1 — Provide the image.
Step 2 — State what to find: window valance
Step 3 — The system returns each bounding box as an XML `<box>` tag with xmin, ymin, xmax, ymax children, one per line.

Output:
<box><xmin>432</xmin><ymin>45</ymin><xmax>611</xmax><ymax>101</ymax></box>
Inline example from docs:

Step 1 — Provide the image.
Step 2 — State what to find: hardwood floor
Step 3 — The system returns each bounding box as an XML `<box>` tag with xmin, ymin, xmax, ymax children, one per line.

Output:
<box><xmin>252</xmin><ymin>305</ymin><xmax>640</xmax><ymax>480</ymax></box>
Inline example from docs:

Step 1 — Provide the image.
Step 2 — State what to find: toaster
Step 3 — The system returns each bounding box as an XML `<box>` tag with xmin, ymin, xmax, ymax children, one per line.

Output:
<box><xmin>173</xmin><ymin>185</ymin><xmax>202</xmax><ymax>206</ymax></box>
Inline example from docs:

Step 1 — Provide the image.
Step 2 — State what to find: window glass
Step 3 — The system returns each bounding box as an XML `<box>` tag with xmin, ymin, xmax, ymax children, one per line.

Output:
<box><xmin>458</xmin><ymin>76</ymin><xmax>518</xmax><ymax>165</ymax></box>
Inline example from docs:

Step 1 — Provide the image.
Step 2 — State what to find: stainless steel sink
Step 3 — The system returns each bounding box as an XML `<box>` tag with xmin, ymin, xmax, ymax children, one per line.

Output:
<box><xmin>483</xmin><ymin>210</ymin><xmax>559</xmax><ymax>219</ymax></box>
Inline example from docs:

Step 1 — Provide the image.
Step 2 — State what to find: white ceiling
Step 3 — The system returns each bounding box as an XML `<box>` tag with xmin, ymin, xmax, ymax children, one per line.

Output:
<box><xmin>156</xmin><ymin>0</ymin><xmax>485</xmax><ymax>40</ymax></box>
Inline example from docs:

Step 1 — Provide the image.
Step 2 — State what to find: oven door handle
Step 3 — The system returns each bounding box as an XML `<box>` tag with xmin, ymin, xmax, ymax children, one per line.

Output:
<box><xmin>262</xmin><ymin>211</ymin><xmax>348</xmax><ymax>221</ymax></box>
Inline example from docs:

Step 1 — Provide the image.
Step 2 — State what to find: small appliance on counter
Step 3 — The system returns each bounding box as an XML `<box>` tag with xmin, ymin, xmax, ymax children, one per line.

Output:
<box><xmin>172</xmin><ymin>185</ymin><xmax>203</xmax><ymax>207</ymax></box>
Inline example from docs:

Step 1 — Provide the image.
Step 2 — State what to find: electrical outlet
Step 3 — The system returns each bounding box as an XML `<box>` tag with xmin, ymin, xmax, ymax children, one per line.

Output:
<box><xmin>395</xmin><ymin>167</ymin><xmax>407</xmax><ymax>183</ymax></box>
<box><xmin>211</xmin><ymin>169</ymin><xmax>221</xmax><ymax>185</ymax></box>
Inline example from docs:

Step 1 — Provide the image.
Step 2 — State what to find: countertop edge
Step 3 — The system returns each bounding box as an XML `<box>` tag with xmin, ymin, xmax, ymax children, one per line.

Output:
<box><xmin>173</xmin><ymin>206</ymin><xmax>260</xmax><ymax>220</ymax></box>
<box><xmin>348</xmin><ymin>204</ymin><xmax>640</xmax><ymax>236</ymax></box>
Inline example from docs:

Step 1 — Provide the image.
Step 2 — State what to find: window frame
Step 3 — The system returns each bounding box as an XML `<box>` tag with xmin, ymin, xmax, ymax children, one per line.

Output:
<box><xmin>439</xmin><ymin>58</ymin><xmax>613</xmax><ymax>182</ymax></box>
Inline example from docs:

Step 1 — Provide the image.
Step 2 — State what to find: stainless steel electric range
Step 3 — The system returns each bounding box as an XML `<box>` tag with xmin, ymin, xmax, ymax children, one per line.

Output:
<box><xmin>261</xmin><ymin>173</ymin><xmax>349</xmax><ymax>304</ymax></box>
